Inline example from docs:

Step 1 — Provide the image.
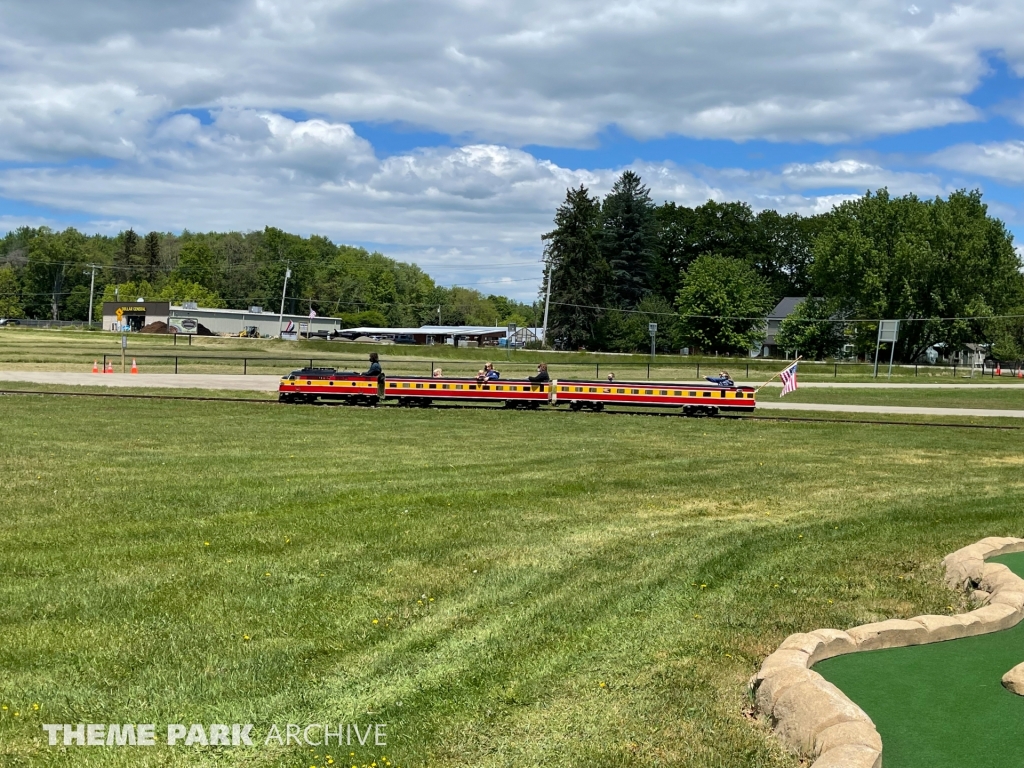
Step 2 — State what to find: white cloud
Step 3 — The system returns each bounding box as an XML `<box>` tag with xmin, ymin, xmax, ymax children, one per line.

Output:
<box><xmin>0</xmin><ymin>110</ymin><xmax>942</xmax><ymax>299</ymax></box>
<box><xmin>930</xmin><ymin>140</ymin><xmax>1024</xmax><ymax>183</ymax></box>
<box><xmin>0</xmin><ymin>0</ymin><xmax>1021</xmax><ymax>157</ymax></box>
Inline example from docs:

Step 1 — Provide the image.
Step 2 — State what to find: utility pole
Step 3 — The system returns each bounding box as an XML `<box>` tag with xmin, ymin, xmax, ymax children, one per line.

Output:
<box><xmin>83</xmin><ymin>265</ymin><xmax>97</xmax><ymax>328</ymax></box>
<box><xmin>437</xmin><ymin>305</ymin><xmax>442</xmax><ymax>325</ymax></box>
<box><xmin>277</xmin><ymin>267</ymin><xmax>291</xmax><ymax>337</ymax></box>
<box><xmin>541</xmin><ymin>258</ymin><xmax>552</xmax><ymax>349</ymax></box>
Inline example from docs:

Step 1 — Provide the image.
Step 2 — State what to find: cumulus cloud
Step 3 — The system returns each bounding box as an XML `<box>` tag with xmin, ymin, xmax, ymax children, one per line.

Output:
<box><xmin>0</xmin><ymin>0</ymin><xmax>1022</xmax><ymax>158</ymax></box>
<box><xmin>1</xmin><ymin>1</ymin><xmax>1018</xmax><ymax>297</ymax></box>
<box><xmin>0</xmin><ymin>109</ymin><xmax>942</xmax><ymax>298</ymax></box>
<box><xmin>930</xmin><ymin>140</ymin><xmax>1024</xmax><ymax>183</ymax></box>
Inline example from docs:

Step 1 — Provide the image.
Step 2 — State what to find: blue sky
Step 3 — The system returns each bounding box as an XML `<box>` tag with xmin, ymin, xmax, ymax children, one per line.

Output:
<box><xmin>2</xmin><ymin>0</ymin><xmax>1024</xmax><ymax>299</ymax></box>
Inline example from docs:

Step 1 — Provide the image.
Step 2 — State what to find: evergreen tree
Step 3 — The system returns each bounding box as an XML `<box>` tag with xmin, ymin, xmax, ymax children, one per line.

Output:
<box><xmin>144</xmin><ymin>231</ymin><xmax>161</xmax><ymax>283</ymax></box>
<box><xmin>117</xmin><ymin>228</ymin><xmax>139</xmax><ymax>282</ymax></box>
<box><xmin>542</xmin><ymin>185</ymin><xmax>608</xmax><ymax>350</ymax></box>
<box><xmin>600</xmin><ymin>171</ymin><xmax>655</xmax><ymax>308</ymax></box>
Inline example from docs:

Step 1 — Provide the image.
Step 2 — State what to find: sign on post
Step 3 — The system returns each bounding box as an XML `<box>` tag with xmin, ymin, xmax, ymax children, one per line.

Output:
<box><xmin>169</xmin><ymin>318</ymin><xmax>198</xmax><ymax>334</ymax></box>
<box><xmin>873</xmin><ymin>320</ymin><xmax>901</xmax><ymax>378</ymax></box>
<box><xmin>648</xmin><ymin>323</ymin><xmax>657</xmax><ymax>361</ymax></box>
<box><xmin>506</xmin><ymin>323</ymin><xmax>517</xmax><ymax>357</ymax></box>
<box><xmin>878</xmin><ymin>320</ymin><xmax>900</xmax><ymax>343</ymax></box>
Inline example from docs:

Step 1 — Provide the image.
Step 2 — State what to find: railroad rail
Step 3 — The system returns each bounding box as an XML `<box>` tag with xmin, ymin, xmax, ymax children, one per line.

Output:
<box><xmin>1</xmin><ymin>388</ymin><xmax>1019</xmax><ymax>430</ymax></box>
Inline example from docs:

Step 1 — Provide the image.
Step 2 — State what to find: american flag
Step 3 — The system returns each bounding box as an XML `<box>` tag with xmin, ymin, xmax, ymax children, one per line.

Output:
<box><xmin>780</xmin><ymin>362</ymin><xmax>798</xmax><ymax>396</ymax></box>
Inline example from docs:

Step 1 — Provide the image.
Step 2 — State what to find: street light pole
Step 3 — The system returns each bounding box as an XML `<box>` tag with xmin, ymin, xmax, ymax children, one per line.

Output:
<box><xmin>277</xmin><ymin>267</ymin><xmax>291</xmax><ymax>338</ymax></box>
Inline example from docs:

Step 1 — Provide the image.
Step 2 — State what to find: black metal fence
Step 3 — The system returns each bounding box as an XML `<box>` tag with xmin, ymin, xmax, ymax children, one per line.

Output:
<box><xmin>95</xmin><ymin>352</ymin><xmax>1020</xmax><ymax>380</ymax></box>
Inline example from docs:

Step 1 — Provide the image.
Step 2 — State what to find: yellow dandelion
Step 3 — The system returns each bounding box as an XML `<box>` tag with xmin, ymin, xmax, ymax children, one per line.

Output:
<box><xmin>243</xmin><ymin>634</ymin><xmax>251</xmax><ymax>641</ymax></box>
<box><xmin>204</xmin><ymin>542</ymin><xmax>210</xmax><ymax>546</ymax></box>
<box><xmin>372</xmin><ymin>619</ymin><xmax>379</xmax><ymax>625</ymax></box>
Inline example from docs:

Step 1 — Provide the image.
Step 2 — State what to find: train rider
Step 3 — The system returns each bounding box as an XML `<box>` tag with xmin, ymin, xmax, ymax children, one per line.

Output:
<box><xmin>476</xmin><ymin>369</ymin><xmax>487</xmax><ymax>383</ymax></box>
<box><xmin>433</xmin><ymin>368</ymin><xmax>443</xmax><ymax>378</ymax></box>
<box><xmin>364</xmin><ymin>352</ymin><xmax>383</xmax><ymax>377</ymax></box>
<box><xmin>484</xmin><ymin>362</ymin><xmax>500</xmax><ymax>380</ymax></box>
<box><xmin>705</xmin><ymin>370</ymin><xmax>733</xmax><ymax>387</ymax></box>
<box><xmin>528</xmin><ymin>363</ymin><xmax>550</xmax><ymax>383</ymax></box>
<box><xmin>606</xmin><ymin>372</ymin><xmax>615</xmax><ymax>382</ymax></box>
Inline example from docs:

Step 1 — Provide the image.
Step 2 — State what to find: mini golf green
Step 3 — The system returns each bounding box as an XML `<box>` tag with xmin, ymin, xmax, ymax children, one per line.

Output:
<box><xmin>815</xmin><ymin>552</ymin><xmax>1024</xmax><ymax>768</ymax></box>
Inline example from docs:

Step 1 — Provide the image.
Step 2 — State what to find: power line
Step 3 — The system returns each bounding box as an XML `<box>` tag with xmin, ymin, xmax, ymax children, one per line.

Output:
<box><xmin>549</xmin><ymin>300</ymin><xmax>1024</xmax><ymax>324</ymax></box>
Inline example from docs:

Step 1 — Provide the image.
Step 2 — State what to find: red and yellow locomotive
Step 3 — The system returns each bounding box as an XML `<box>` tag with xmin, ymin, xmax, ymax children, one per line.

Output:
<box><xmin>278</xmin><ymin>368</ymin><xmax>756</xmax><ymax>416</ymax></box>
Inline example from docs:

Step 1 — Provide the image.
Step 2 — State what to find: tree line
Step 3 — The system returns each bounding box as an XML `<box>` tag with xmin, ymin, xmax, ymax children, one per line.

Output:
<box><xmin>543</xmin><ymin>174</ymin><xmax>1024</xmax><ymax>361</ymax></box>
<box><xmin>0</xmin><ymin>227</ymin><xmax>541</xmax><ymax>331</ymax></box>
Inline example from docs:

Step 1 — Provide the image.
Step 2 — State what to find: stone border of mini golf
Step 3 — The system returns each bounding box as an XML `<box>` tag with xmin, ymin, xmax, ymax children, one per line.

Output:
<box><xmin>750</xmin><ymin>536</ymin><xmax>1024</xmax><ymax>768</ymax></box>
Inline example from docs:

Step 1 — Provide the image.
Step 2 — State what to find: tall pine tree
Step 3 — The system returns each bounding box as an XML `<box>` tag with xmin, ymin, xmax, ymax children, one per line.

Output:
<box><xmin>116</xmin><ymin>228</ymin><xmax>140</xmax><ymax>282</ymax></box>
<box><xmin>600</xmin><ymin>171</ymin><xmax>655</xmax><ymax>308</ymax></box>
<box><xmin>144</xmin><ymin>231</ymin><xmax>161</xmax><ymax>283</ymax></box>
<box><xmin>542</xmin><ymin>185</ymin><xmax>608</xmax><ymax>350</ymax></box>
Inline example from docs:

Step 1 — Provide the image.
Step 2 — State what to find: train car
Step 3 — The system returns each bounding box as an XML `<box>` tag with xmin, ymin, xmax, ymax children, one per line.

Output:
<box><xmin>278</xmin><ymin>368</ymin><xmax>549</xmax><ymax>408</ymax></box>
<box><xmin>278</xmin><ymin>368</ymin><xmax>382</xmax><ymax>404</ymax></box>
<box><xmin>551</xmin><ymin>379</ymin><xmax>755</xmax><ymax>416</ymax></box>
<box><xmin>384</xmin><ymin>375</ymin><xmax>549</xmax><ymax>408</ymax></box>
<box><xmin>278</xmin><ymin>368</ymin><xmax>756</xmax><ymax>415</ymax></box>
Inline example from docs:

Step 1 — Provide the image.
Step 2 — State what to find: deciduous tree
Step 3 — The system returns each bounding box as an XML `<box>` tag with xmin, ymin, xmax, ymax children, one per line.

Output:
<box><xmin>675</xmin><ymin>254</ymin><xmax>773</xmax><ymax>354</ymax></box>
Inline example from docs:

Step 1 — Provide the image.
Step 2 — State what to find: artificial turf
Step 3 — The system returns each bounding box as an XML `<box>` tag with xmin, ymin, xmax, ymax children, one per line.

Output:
<box><xmin>2</xmin><ymin>395</ymin><xmax>1024</xmax><ymax>766</ymax></box>
<box><xmin>816</xmin><ymin>552</ymin><xmax>1024</xmax><ymax>768</ymax></box>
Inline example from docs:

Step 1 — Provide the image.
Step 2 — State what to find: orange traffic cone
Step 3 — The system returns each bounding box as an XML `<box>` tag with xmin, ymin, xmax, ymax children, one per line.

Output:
<box><xmin>130</xmin><ymin>358</ymin><xmax>138</xmax><ymax>374</ymax></box>
<box><xmin>105</xmin><ymin>361</ymin><xmax>114</xmax><ymax>374</ymax></box>
<box><xmin>1018</xmin><ymin>368</ymin><xmax>1023</xmax><ymax>379</ymax></box>
<box><xmin>92</xmin><ymin>360</ymin><xmax>99</xmax><ymax>374</ymax></box>
<box><xmin>996</xmin><ymin>364</ymin><xmax>1002</xmax><ymax>376</ymax></box>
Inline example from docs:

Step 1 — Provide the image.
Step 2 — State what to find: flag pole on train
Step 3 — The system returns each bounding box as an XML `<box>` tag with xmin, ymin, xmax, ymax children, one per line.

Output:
<box><xmin>754</xmin><ymin>356</ymin><xmax>803</xmax><ymax>395</ymax></box>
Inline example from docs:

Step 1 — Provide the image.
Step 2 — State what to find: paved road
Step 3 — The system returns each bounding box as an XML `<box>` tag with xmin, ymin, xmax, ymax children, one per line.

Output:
<box><xmin>0</xmin><ymin>371</ymin><xmax>282</xmax><ymax>391</ymax></box>
<box><xmin>2</xmin><ymin>371</ymin><xmax>1023</xmax><ymax>418</ymax></box>
<box><xmin>754</xmin><ymin>401</ymin><xmax>1024</xmax><ymax>419</ymax></box>
<box><xmin>752</xmin><ymin>381</ymin><xmax>1024</xmax><ymax>388</ymax></box>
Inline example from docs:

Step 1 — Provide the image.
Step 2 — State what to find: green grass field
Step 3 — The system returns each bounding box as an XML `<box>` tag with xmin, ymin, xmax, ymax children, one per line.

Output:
<box><xmin>2</xmin><ymin>395</ymin><xmax>1024</xmax><ymax>766</ymax></box>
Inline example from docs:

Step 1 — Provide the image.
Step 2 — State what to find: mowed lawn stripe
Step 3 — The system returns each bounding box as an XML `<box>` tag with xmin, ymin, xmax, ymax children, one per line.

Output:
<box><xmin>1</xmin><ymin>398</ymin><xmax>1023</xmax><ymax>766</ymax></box>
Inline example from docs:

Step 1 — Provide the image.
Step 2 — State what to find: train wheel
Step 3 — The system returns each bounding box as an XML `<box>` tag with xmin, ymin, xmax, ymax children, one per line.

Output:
<box><xmin>569</xmin><ymin>401</ymin><xmax>584</xmax><ymax>412</ymax></box>
<box><xmin>588</xmin><ymin>402</ymin><xmax>604</xmax><ymax>412</ymax></box>
<box><xmin>503</xmin><ymin>400</ymin><xmax>517</xmax><ymax>409</ymax></box>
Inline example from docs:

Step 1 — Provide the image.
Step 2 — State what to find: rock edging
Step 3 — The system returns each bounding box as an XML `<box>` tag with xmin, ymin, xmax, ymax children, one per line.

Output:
<box><xmin>750</xmin><ymin>536</ymin><xmax>1024</xmax><ymax>768</ymax></box>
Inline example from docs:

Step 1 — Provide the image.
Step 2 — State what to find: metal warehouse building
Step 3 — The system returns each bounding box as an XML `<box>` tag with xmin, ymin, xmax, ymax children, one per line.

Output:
<box><xmin>102</xmin><ymin>302</ymin><xmax>345</xmax><ymax>336</ymax></box>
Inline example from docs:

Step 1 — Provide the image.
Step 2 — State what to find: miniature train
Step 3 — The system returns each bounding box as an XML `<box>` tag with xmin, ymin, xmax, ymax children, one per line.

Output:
<box><xmin>278</xmin><ymin>368</ymin><xmax>756</xmax><ymax>416</ymax></box>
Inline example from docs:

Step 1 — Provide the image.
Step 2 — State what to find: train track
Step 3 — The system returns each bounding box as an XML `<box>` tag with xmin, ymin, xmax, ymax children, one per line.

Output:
<box><xmin>1</xmin><ymin>388</ymin><xmax>1019</xmax><ymax>430</ymax></box>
